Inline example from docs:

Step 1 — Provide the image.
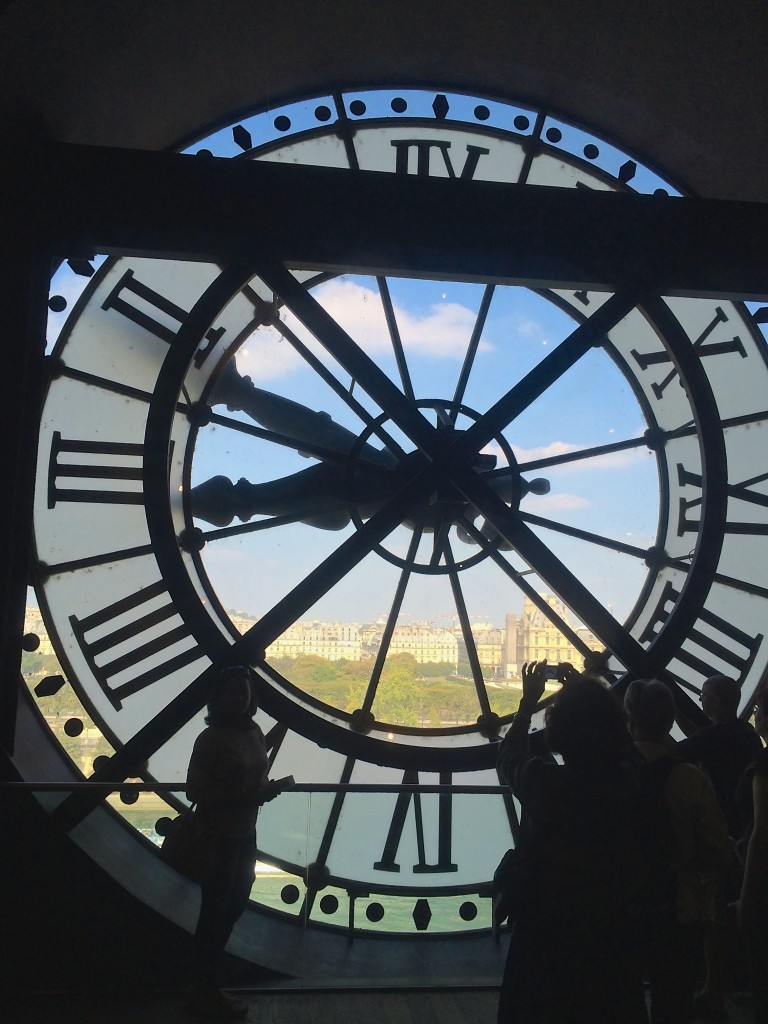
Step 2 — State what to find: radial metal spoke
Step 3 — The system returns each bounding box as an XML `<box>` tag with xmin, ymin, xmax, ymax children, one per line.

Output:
<box><xmin>444</xmin><ymin>541</ymin><xmax>492</xmax><ymax>718</ymax></box>
<box><xmin>450</xmin><ymin>470</ymin><xmax>649</xmax><ymax>670</ymax></box>
<box><xmin>238</xmin><ymin>467</ymin><xmax>435</xmax><ymax>654</ymax></box>
<box><xmin>451</xmin><ymin>283</ymin><xmax>495</xmax><ymax>419</ymax></box>
<box><xmin>198</xmin><ymin>505</ymin><xmax>352</xmax><ymax>542</ymax></box>
<box><xmin>206</xmin><ymin>410</ymin><xmax>390</xmax><ymax>469</ymax></box>
<box><xmin>518</xmin><ymin>511</ymin><xmax>653</xmax><ymax>560</ymax></box>
<box><xmin>255</xmin><ymin>260</ymin><xmax>445</xmax><ymax>460</ymax></box>
<box><xmin>301</xmin><ymin>754</ymin><xmax>357</xmax><ymax>921</ymax></box>
<box><xmin>377</xmin><ymin>276</ymin><xmax>414</xmax><ymax>402</ymax></box>
<box><xmin>242</xmin><ymin>280</ymin><xmax>407</xmax><ymax>459</ymax></box>
<box><xmin>515</xmin><ymin>433</ymin><xmax>657</xmax><ymax>473</ymax></box>
<box><xmin>360</xmin><ymin>525</ymin><xmax>424</xmax><ymax>715</ymax></box>
<box><xmin>430</xmin><ymin>519</ymin><xmax>452</xmax><ymax>567</ymax></box>
<box><xmin>516</xmin><ymin>409</ymin><xmax>768</xmax><ymax>473</ymax></box>
<box><xmin>458</xmin><ymin>516</ymin><xmax>594</xmax><ymax>657</ymax></box>
<box><xmin>453</xmin><ymin>291</ymin><xmax>640</xmax><ymax>460</ymax></box>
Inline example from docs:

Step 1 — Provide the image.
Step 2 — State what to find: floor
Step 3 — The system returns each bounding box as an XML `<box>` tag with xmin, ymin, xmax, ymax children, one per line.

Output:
<box><xmin>5</xmin><ymin>987</ymin><xmax>757</xmax><ymax>1024</ymax></box>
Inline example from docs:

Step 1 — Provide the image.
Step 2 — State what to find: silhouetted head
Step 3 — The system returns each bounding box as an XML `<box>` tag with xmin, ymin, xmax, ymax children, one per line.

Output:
<box><xmin>700</xmin><ymin>675</ymin><xmax>740</xmax><ymax>723</ymax></box>
<box><xmin>624</xmin><ymin>678</ymin><xmax>675</xmax><ymax>742</ymax></box>
<box><xmin>206</xmin><ymin>665</ymin><xmax>259</xmax><ymax>727</ymax></box>
<box><xmin>544</xmin><ymin>677</ymin><xmax>630</xmax><ymax>767</ymax></box>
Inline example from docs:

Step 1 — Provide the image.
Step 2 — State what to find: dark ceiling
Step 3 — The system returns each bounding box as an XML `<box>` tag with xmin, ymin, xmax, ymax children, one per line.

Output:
<box><xmin>1</xmin><ymin>0</ymin><xmax>766</xmax><ymax>203</ymax></box>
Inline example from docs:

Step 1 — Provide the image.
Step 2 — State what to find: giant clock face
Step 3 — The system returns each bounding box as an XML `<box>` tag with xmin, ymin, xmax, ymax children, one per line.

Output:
<box><xmin>32</xmin><ymin>87</ymin><xmax>768</xmax><ymax>940</ymax></box>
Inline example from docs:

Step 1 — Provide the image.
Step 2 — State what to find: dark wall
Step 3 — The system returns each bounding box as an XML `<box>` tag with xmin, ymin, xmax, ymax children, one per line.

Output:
<box><xmin>0</xmin><ymin>754</ymin><xmax>279</xmax><ymax>993</ymax></box>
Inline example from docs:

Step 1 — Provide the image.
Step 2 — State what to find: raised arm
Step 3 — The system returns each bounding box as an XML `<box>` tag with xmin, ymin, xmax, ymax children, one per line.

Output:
<box><xmin>497</xmin><ymin>661</ymin><xmax>548</xmax><ymax>785</ymax></box>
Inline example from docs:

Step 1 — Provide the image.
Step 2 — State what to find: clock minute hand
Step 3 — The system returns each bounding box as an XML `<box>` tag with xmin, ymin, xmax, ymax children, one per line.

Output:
<box><xmin>211</xmin><ymin>360</ymin><xmax>396</xmax><ymax>469</ymax></box>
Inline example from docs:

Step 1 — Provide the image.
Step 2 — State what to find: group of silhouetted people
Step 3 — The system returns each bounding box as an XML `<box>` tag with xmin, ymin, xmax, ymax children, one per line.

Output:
<box><xmin>496</xmin><ymin>663</ymin><xmax>768</xmax><ymax>1024</ymax></box>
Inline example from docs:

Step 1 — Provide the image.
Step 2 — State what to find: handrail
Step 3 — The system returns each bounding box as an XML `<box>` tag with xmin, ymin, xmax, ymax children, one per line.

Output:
<box><xmin>1</xmin><ymin>781</ymin><xmax>508</xmax><ymax>794</ymax></box>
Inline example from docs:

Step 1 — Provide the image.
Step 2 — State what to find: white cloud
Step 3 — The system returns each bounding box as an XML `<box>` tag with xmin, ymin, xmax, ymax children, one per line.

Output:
<box><xmin>524</xmin><ymin>493</ymin><xmax>591</xmax><ymax>512</ymax></box>
<box><xmin>236</xmin><ymin>277</ymin><xmax>494</xmax><ymax>379</ymax></box>
<box><xmin>236</xmin><ymin>326</ymin><xmax>305</xmax><ymax>381</ymax></box>
<box><xmin>481</xmin><ymin>439</ymin><xmax>652</xmax><ymax>473</ymax></box>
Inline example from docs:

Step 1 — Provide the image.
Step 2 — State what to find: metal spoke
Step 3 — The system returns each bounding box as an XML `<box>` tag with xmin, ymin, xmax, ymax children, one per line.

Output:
<box><xmin>430</xmin><ymin>519</ymin><xmax>452</xmax><ymax>567</ymax></box>
<box><xmin>255</xmin><ymin>260</ymin><xmax>443</xmax><ymax>459</ymax></box>
<box><xmin>452</xmin><ymin>291</ymin><xmax>640</xmax><ymax>461</ymax></box>
<box><xmin>252</xmin><ymin>281</ymin><xmax>408</xmax><ymax>460</ymax></box>
<box><xmin>444</xmin><ymin>541</ymin><xmax>492</xmax><ymax>717</ymax></box>
<box><xmin>237</xmin><ymin>467</ymin><xmax>435</xmax><ymax>654</ymax></box>
<box><xmin>301</xmin><ymin>754</ymin><xmax>357</xmax><ymax>922</ymax></box>
<box><xmin>515</xmin><ymin>409</ymin><xmax>768</xmax><ymax>474</ymax></box>
<box><xmin>451</xmin><ymin>284</ymin><xmax>495</xmax><ymax>419</ymax></box>
<box><xmin>198</xmin><ymin>505</ymin><xmax>352</xmax><ymax>542</ymax></box>
<box><xmin>518</xmin><ymin>511</ymin><xmax>653</xmax><ymax>560</ymax></box>
<box><xmin>206</xmin><ymin>409</ymin><xmax>391</xmax><ymax>469</ymax></box>
<box><xmin>377</xmin><ymin>276</ymin><xmax>414</xmax><ymax>402</ymax></box>
<box><xmin>515</xmin><ymin>433</ymin><xmax>659</xmax><ymax>473</ymax></box>
<box><xmin>360</xmin><ymin>525</ymin><xmax>424</xmax><ymax>715</ymax></box>
<box><xmin>450</xmin><ymin>470</ymin><xmax>649</xmax><ymax>669</ymax></box>
<box><xmin>457</xmin><ymin>516</ymin><xmax>594</xmax><ymax>657</ymax></box>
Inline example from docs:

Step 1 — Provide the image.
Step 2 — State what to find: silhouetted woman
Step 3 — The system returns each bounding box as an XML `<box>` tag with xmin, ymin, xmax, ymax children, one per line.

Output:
<box><xmin>496</xmin><ymin>663</ymin><xmax>646</xmax><ymax>1024</ymax></box>
<box><xmin>186</xmin><ymin>665</ymin><xmax>285</xmax><ymax>1020</ymax></box>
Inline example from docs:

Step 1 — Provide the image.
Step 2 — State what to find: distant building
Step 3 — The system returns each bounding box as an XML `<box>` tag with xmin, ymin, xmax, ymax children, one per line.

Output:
<box><xmin>384</xmin><ymin>624</ymin><xmax>458</xmax><ymax>668</ymax></box>
<box><xmin>267</xmin><ymin>621</ymin><xmax>362</xmax><ymax>661</ymax></box>
<box><xmin>515</xmin><ymin>594</ymin><xmax>601</xmax><ymax>672</ymax></box>
<box><xmin>504</xmin><ymin>613</ymin><xmax>518</xmax><ymax>677</ymax></box>
<box><xmin>226</xmin><ymin>600</ymin><xmax>601</xmax><ymax>678</ymax></box>
<box><xmin>453</xmin><ymin>624</ymin><xmax>505</xmax><ymax>677</ymax></box>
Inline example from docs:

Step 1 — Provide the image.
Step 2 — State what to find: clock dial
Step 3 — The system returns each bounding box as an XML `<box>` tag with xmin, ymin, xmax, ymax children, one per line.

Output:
<box><xmin>31</xmin><ymin>87</ymin><xmax>768</xmax><ymax>942</ymax></box>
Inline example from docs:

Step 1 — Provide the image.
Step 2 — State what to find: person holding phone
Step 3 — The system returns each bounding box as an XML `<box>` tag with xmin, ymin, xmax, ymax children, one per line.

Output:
<box><xmin>496</xmin><ymin>661</ymin><xmax>646</xmax><ymax>1024</ymax></box>
<box><xmin>185</xmin><ymin>665</ymin><xmax>293</xmax><ymax>1020</ymax></box>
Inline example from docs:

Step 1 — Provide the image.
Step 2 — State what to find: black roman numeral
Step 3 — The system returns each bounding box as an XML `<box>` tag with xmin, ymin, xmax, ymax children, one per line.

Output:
<box><xmin>69</xmin><ymin>580</ymin><xmax>206</xmax><ymax>710</ymax></box>
<box><xmin>390</xmin><ymin>140</ymin><xmax>489</xmax><ymax>179</ymax></box>
<box><xmin>102</xmin><ymin>269</ymin><xmax>225</xmax><ymax>360</ymax></box>
<box><xmin>639</xmin><ymin>579</ymin><xmax>763</xmax><ymax>684</ymax></box>
<box><xmin>373</xmin><ymin>770</ymin><xmax>457</xmax><ymax>874</ymax></box>
<box><xmin>676</xmin><ymin>463</ymin><xmax>768</xmax><ymax>536</ymax></box>
<box><xmin>631</xmin><ymin>306</ymin><xmax>747</xmax><ymax>400</ymax></box>
<box><xmin>48</xmin><ymin>432</ymin><xmax>144</xmax><ymax>507</ymax></box>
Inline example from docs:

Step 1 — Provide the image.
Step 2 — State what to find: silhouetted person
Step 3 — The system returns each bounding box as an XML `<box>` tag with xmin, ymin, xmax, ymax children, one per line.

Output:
<box><xmin>677</xmin><ymin>675</ymin><xmax>762</xmax><ymax>838</ymax></box>
<box><xmin>186</xmin><ymin>665</ymin><xmax>288</xmax><ymax>1020</ymax></box>
<box><xmin>624</xmin><ymin>678</ymin><xmax>730</xmax><ymax>1024</ymax></box>
<box><xmin>675</xmin><ymin>675</ymin><xmax>761</xmax><ymax>1019</ymax></box>
<box><xmin>496</xmin><ymin>663</ymin><xmax>646</xmax><ymax>1024</ymax></box>
<box><xmin>736</xmin><ymin>688</ymin><xmax>768</xmax><ymax>1024</ymax></box>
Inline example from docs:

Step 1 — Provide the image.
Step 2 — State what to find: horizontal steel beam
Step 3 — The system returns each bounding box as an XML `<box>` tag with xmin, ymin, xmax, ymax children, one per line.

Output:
<box><xmin>46</xmin><ymin>142</ymin><xmax>768</xmax><ymax>298</ymax></box>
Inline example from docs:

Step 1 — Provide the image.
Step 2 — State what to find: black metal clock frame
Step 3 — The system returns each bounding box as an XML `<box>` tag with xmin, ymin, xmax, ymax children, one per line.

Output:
<box><xmin>5</xmin><ymin>138</ymin><xmax>768</xmax><ymax>826</ymax></box>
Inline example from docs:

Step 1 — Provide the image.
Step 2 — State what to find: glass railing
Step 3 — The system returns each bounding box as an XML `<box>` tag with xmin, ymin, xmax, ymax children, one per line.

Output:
<box><xmin>4</xmin><ymin>778</ymin><xmax>511</xmax><ymax>986</ymax></box>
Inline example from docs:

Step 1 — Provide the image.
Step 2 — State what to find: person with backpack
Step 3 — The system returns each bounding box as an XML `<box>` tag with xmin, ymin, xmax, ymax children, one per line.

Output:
<box><xmin>675</xmin><ymin>675</ymin><xmax>761</xmax><ymax>1021</ymax></box>
<box><xmin>624</xmin><ymin>678</ymin><xmax>730</xmax><ymax>1024</ymax></box>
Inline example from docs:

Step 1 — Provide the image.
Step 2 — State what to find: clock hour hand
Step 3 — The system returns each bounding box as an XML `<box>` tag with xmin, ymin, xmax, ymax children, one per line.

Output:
<box><xmin>190</xmin><ymin>462</ymin><xmax>396</xmax><ymax>530</ymax></box>
<box><xmin>211</xmin><ymin>360</ymin><xmax>396</xmax><ymax>469</ymax></box>
<box><xmin>191</xmin><ymin>456</ymin><xmax>550</xmax><ymax>544</ymax></box>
